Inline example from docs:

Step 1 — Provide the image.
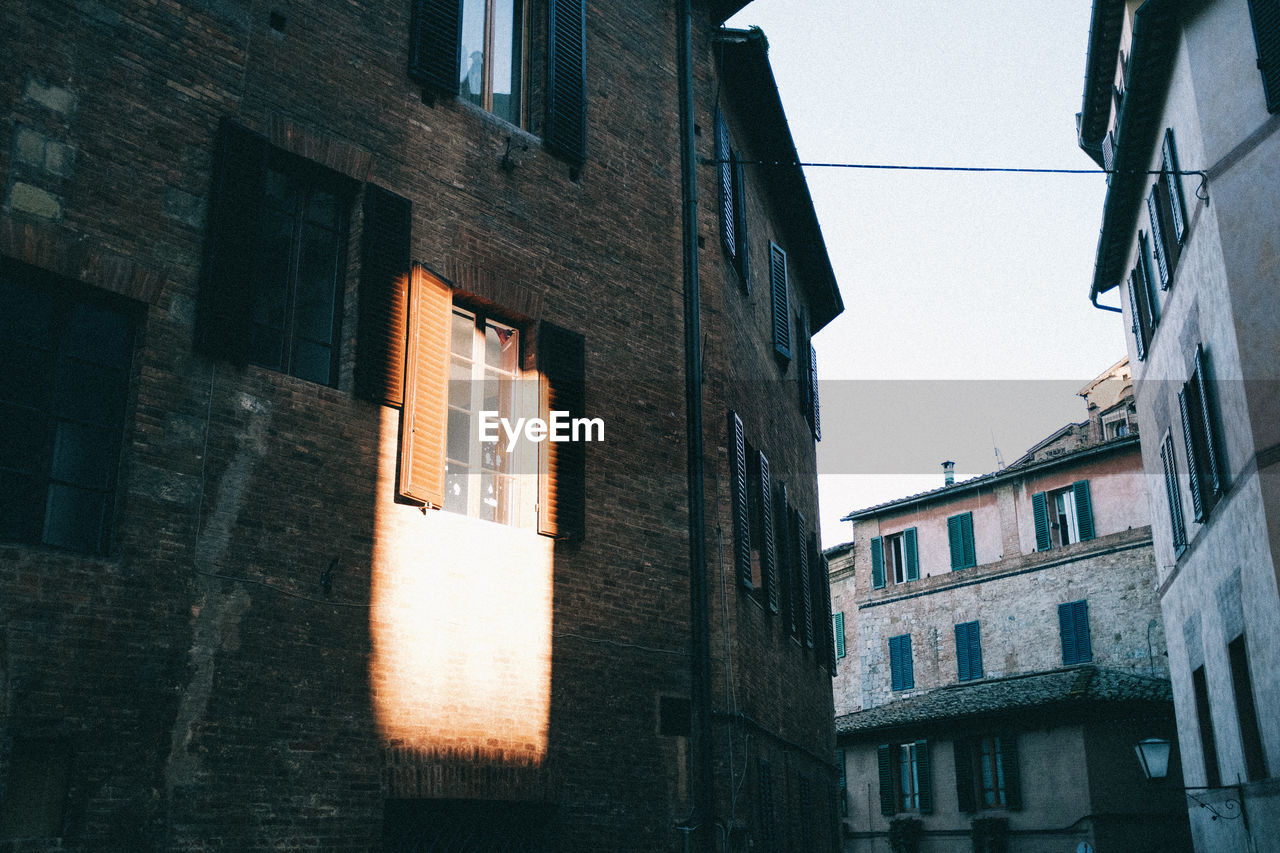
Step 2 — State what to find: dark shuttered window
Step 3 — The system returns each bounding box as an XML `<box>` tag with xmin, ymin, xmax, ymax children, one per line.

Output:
<box><xmin>947</xmin><ymin>511</ymin><xmax>976</xmax><ymax>569</ymax></box>
<box><xmin>1032</xmin><ymin>491</ymin><xmax>1051</xmax><ymax>551</ymax></box>
<box><xmin>1059</xmin><ymin>599</ymin><xmax>1093</xmax><ymax>665</ymax></box>
<box><xmin>356</xmin><ymin>185</ymin><xmax>412</xmax><ymax>406</ymax></box>
<box><xmin>408</xmin><ymin>0</ymin><xmax>464</xmax><ymax>93</ymax></box>
<box><xmin>729</xmin><ymin>410</ymin><xmax>751</xmax><ymax>588</ymax></box>
<box><xmin>876</xmin><ymin>741</ymin><xmax>930</xmax><ymax>815</ymax></box>
<box><xmin>870</xmin><ymin>535</ymin><xmax>886</xmax><ymax>589</ymax></box>
<box><xmin>955</xmin><ymin>620</ymin><xmax>983</xmax><ymax>682</ymax></box>
<box><xmin>794</xmin><ymin>508</ymin><xmax>813</xmax><ymax>645</ymax></box>
<box><xmin>1247</xmin><ymin>0</ymin><xmax>1280</xmax><ymax>112</ymax></box>
<box><xmin>757</xmin><ymin>449</ymin><xmax>779</xmax><ymax>612</ymax></box>
<box><xmin>1180</xmin><ymin>344</ymin><xmax>1224</xmax><ymax>522</ymax></box>
<box><xmin>546</xmin><ymin>0</ymin><xmax>587</xmax><ymax>164</ymax></box>
<box><xmin>769</xmin><ymin>242</ymin><xmax>791</xmax><ymax>362</ymax></box>
<box><xmin>903</xmin><ymin>527</ymin><xmax>919</xmax><ymax>581</ymax></box>
<box><xmin>1161</xmin><ymin>433</ymin><xmax>1188</xmax><ymax>552</ymax></box>
<box><xmin>716</xmin><ymin>110</ymin><xmax>749</xmax><ymax>287</ymax></box>
<box><xmin>889</xmin><ymin>634</ymin><xmax>914</xmax><ymax>691</ymax></box>
<box><xmin>955</xmin><ymin>735</ymin><xmax>1022</xmax><ymax>812</ymax></box>
<box><xmin>537</xmin><ymin>322</ymin><xmax>586</xmax><ymax>539</ymax></box>
<box><xmin>1033</xmin><ymin>481</ymin><xmax>1094</xmax><ymax>550</ymax></box>
<box><xmin>833</xmin><ymin>612</ymin><xmax>846</xmax><ymax>660</ymax></box>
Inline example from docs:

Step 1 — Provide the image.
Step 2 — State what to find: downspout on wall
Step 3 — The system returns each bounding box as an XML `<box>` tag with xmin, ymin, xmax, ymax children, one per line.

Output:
<box><xmin>676</xmin><ymin>1</ymin><xmax>716</xmax><ymax>851</ymax></box>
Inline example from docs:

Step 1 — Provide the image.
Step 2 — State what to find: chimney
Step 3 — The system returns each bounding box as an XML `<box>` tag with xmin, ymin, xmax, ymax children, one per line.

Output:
<box><xmin>942</xmin><ymin>460</ymin><xmax>955</xmax><ymax>486</ymax></box>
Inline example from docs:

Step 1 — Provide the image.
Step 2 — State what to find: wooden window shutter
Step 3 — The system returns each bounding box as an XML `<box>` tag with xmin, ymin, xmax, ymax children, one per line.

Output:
<box><xmin>953</xmin><ymin>739</ymin><xmax>977</xmax><ymax>813</ymax></box>
<box><xmin>1032</xmin><ymin>491</ymin><xmax>1051</xmax><ymax>550</ymax></box>
<box><xmin>1194</xmin><ymin>345</ymin><xmax>1223</xmax><ymax>497</ymax></box>
<box><xmin>729</xmin><ymin>410</ymin><xmax>751</xmax><ymax>588</ymax></box>
<box><xmin>538</xmin><ymin>322</ymin><xmax>586</xmax><ymax>539</ymax></box>
<box><xmin>955</xmin><ymin>622</ymin><xmax>971</xmax><ymax>681</ymax></box>
<box><xmin>774</xmin><ymin>482</ymin><xmax>791</xmax><ymax>621</ymax></box>
<box><xmin>915</xmin><ymin>739</ymin><xmax>933</xmax><ymax>814</ymax></box>
<box><xmin>196</xmin><ymin>119</ymin><xmax>269</xmax><ymax>364</ymax></box>
<box><xmin>876</xmin><ymin>745</ymin><xmax>895</xmax><ymax>815</ymax></box>
<box><xmin>870</xmin><ymin>535</ymin><xmax>885</xmax><ymax>589</ymax></box>
<box><xmin>1147</xmin><ymin>189</ymin><xmax>1170</xmax><ymax>289</ymax></box>
<box><xmin>833</xmin><ymin>611</ymin><xmax>845</xmax><ymax>660</ymax></box>
<box><xmin>732</xmin><ymin>154</ymin><xmax>749</xmax><ymax>286</ymax></box>
<box><xmin>1002</xmin><ymin>735</ymin><xmax>1023</xmax><ymax>810</ymax></box>
<box><xmin>1163</xmin><ymin>130</ymin><xmax>1188</xmax><ymax>244</ymax></box>
<box><xmin>408</xmin><ymin>0</ymin><xmax>463</xmax><ymax>93</ymax></box>
<box><xmin>1139</xmin><ymin>232</ymin><xmax>1162</xmax><ymax>302</ymax></box>
<box><xmin>797</xmin><ymin>510</ymin><xmax>813</xmax><ymax>647</ymax></box>
<box><xmin>546</xmin><ymin>0</ymin><xmax>587</xmax><ymax>165</ymax></box>
<box><xmin>810</xmin><ymin>343</ymin><xmax>821</xmax><ymax>440</ymax></box>
<box><xmin>1059</xmin><ymin>600</ymin><xmax>1092</xmax><ymax>664</ymax></box>
<box><xmin>962</xmin><ymin>514</ymin><xmax>975</xmax><ymax>566</ymax></box>
<box><xmin>356</xmin><ymin>185</ymin><xmax>412</xmax><ymax>406</ymax></box>
<box><xmin>947</xmin><ymin>515</ymin><xmax>963</xmax><ymax>568</ymax></box>
<box><xmin>1126</xmin><ymin>272</ymin><xmax>1147</xmax><ymax>361</ymax></box>
<box><xmin>903</xmin><ymin>527</ymin><xmax>919</xmax><ymax>581</ymax></box>
<box><xmin>1073</xmin><ymin>480</ymin><xmax>1095</xmax><ymax>541</ymax></box>
<box><xmin>758</xmin><ymin>450</ymin><xmax>779</xmax><ymax>613</ymax></box>
<box><xmin>1179</xmin><ymin>388</ymin><xmax>1205</xmax><ymax>521</ymax></box>
<box><xmin>716</xmin><ymin>111</ymin><xmax>735</xmax><ymax>262</ymax></box>
<box><xmin>1247</xmin><ymin>0</ymin><xmax>1280</xmax><ymax>112</ymax></box>
<box><xmin>769</xmin><ymin>243</ymin><xmax>791</xmax><ymax>361</ymax></box>
<box><xmin>398</xmin><ymin>264</ymin><xmax>452</xmax><ymax>507</ymax></box>
<box><xmin>1162</xmin><ymin>435</ymin><xmax>1187</xmax><ymax>550</ymax></box>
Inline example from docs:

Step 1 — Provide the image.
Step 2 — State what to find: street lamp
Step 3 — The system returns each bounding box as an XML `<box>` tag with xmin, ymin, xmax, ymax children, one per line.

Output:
<box><xmin>1134</xmin><ymin>737</ymin><xmax>1172</xmax><ymax>780</ymax></box>
<box><xmin>1134</xmin><ymin>736</ymin><xmax>1249</xmax><ymax>830</ymax></box>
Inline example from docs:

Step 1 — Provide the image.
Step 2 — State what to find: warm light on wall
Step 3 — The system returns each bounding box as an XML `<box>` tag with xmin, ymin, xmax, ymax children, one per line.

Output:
<box><xmin>369</xmin><ymin>407</ymin><xmax>553</xmax><ymax>765</ymax></box>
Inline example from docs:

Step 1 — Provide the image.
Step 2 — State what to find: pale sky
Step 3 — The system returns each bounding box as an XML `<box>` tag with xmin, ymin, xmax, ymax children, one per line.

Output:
<box><xmin>726</xmin><ymin>1</ymin><xmax>1126</xmax><ymax>546</ymax></box>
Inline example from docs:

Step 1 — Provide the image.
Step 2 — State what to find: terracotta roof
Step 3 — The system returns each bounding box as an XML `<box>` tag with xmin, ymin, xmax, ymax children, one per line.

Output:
<box><xmin>836</xmin><ymin>666</ymin><xmax>1173</xmax><ymax>736</ymax></box>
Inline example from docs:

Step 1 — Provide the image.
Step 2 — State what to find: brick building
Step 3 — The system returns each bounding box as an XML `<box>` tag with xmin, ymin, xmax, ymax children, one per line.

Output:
<box><xmin>829</xmin><ymin>362</ymin><xmax>1193</xmax><ymax>852</ymax></box>
<box><xmin>1075</xmin><ymin>0</ymin><xmax>1280</xmax><ymax>848</ymax></box>
<box><xmin>0</xmin><ymin>1</ymin><xmax>841</xmax><ymax>850</ymax></box>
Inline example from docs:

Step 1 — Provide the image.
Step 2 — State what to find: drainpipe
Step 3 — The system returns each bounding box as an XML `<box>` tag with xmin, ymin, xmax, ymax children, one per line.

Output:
<box><xmin>677</xmin><ymin>0</ymin><xmax>715</xmax><ymax>850</ymax></box>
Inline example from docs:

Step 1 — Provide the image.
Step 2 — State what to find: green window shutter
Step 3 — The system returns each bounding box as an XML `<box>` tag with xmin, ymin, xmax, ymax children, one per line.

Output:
<box><xmin>1194</xmin><ymin>346</ymin><xmax>1223</xmax><ymax>497</ymax></box>
<box><xmin>775</xmin><ymin>482</ymin><xmax>793</xmax><ymax>630</ymax></box>
<box><xmin>903</xmin><ymin>527</ymin><xmax>919</xmax><ymax>581</ymax></box>
<box><xmin>953</xmin><ymin>738</ymin><xmax>977</xmax><ymax>814</ymax></box>
<box><xmin>537</xmin><ymin>322</ymin><xmax>586</xmax><ymax>539</ymax></box>
<box><xmin>1247</xmin><ymin>0</ymin><xmax>1280</xmax><ymax>112</ymax></box>
<box><xmin>1162</xmin><ymin>435</ymin><xmax>1187</xmax><ymax>550</ymax></box>
<box><xmin>949</xmin><ymin>512</ymin><xmax>976</xmax><ymax>568</ymax></box>
<box><xmin>407</xmin><ymin>0</ymin><xmax>463</xmax><ymax>93</ymax></box>
<box><xmin>769</xmin><ymin>242</ymin><xmax>791</xmax><ymax>361</ymax></box>
<box><xmin>955</xmin><ymin>621</ymin><xmax>982</xmax><ymax>681</ymax></box>
<box><xmin>890</xmin><ymin>634</ymin><xmax>913</xmax><ymax>690</ymax></box>
<box><xmin>834</xmin><ymin>612</ymin><xmax>846</xmax><ymax>659</ymax></box>
<box><xmin>197</xmin><ymin>120</ymin><xmax>269</xmax><ymax>364</ymax></box>
<box><xmin>356</xmin><ymin>185</ymin><xmax>412</xmax><ymax>406</ymax></box>
<box><xmin>733</xmin><ymin>154</ymin><xmax>750</xmax><ymax>286</ymax></box>
<box><xmin>870</xmin><ymin>535</ymin><xmax>885</xmax><ymax>589</ymax></box>
<box><xmin>758</xmin><ymin>450</ymin><xmax>779</xmax><ymax>612</ymax></box>
<box><xmin>716</xmin><ymin>111</ymin><xmax>735</xmax><ymax>262</ymax></box>
<box><xmin>915</xmin><ymin>739</ymin><xmax>933</xmax><ymax>814</ymax></box>
<box><xmin>1126</xmin><ymin>271</ymin><xmax>1147</xmax><ymax>361</ymax></box>
<box><xmin>1163</xmin><ymin>129</ymin><xmax>1187</xmax><ymax>244</ymax></box>
<box><xmin>546</xmin><ymin>0</ymin><xmax>587</xmax><ymax>165</ymax></box>
<box><xmin>810</xmin><ymin>343</ymin><xmax>821</xmax><ymax>441</ymax></box>
<box><xmin>837</xmin><ymin>749</ymin><xmax>847</xmax><ymax>792</ymax></box>
<box><xmin>728</xmin><ymin>411</ymin><xmax>751</xmax><ymax>589</ymax></box>
<box><xmin>1059</xmin><ymin>600</ymin><xmax>1092</xmax><ymax>665</ymax></box>
<box><xmin>1002</xmin><ymin>735</ymin><xmax>1023</xmax><ymax>810</ymax></box>
<box><xmin>877</xmin><ymin>745</ymin><xmax>895</xmax><ymax>815</ymax></box>
<box><xmin>1073</xmin><ymin>480</ymin><xmax>1095</xmax><ymax>541</ymax></box>
<box><xmin>797</xmin><ymin>510</ymin><xmax>813</xmax><ymax>647</ymax></box>
<box><xmin>1147</xmin><ymin>189</ymin><xmax>1171</xmax><ymax>289</ymax></box>
<box><xmin>968</xmin><ymin>622</ymin><xmax>983</xmax><ymax>680</ymax></box>
<box><xmin>1032</xmin><ymin>491</ymin><xmax>1050</xmax><ymax>551</ymax></box>
<box><xmin>1179</xmin><ymin>388</ymin><xmax>1205</xmax><ymax>521</ymax></box>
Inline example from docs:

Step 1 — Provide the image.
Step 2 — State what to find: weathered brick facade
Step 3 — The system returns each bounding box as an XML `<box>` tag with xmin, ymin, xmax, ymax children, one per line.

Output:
<box><xmin>0</xmin><ymin>1</ymin><xmax>840</xmax><ymax>850</ymax></box>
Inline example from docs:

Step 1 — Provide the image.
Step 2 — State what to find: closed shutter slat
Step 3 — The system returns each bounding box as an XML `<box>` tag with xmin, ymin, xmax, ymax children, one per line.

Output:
<box><xmin>1126</xmin><ymin>272</ymin><xmax>1147</xmax><ymax>361</ymax></box>
<box><xmin>798</xmin><ymin>511</ymin><xmax>813</xmax><ymax>647</ymax></box>
<box><xmin>955</xmin><ymin>622</ymin><xmax>971</xmax><ymax>681</ymax></box>
<box><xmin>870</xmin><ymin>535</ymin><xmax>885</xmax><ymax>589</ymax></box>
<box><xmin>1163</xmin><ymin>130</ymin><xmax>1187</xmax><ymax>243</ymax></box>
<box><xmin>916</xmin><ymin>739</ymin><xmax>933</xmax><ymax>814</ymax></box>
<box><xmin>961</xmin><ymin>513</ymin><xmax>976</xmax><ymax>567</ymax></box>
<box><xmin>1074</xmin><ymin>480</ymin><xmax>1095</xmax><ymax>541</ymax></box>
<box><xmin>834</xmin><ymin>611</ymin><xmax>846</xmax><ymax>660</ymax></box>
<box><xmin>729</xmin><ymin>411</ymin><xmax>751</xmax><ymax>588</ymax></box>
<box><xmin>769</xmin><ymin>243</ymin><xmax>791</xmax><ymax>360</ymax></box>
<box><xmin>954</xmin><ymin>738</ymin><xmax>977</xmax><ymax>813</ymax></box>
<box><xmin>947</xmin><ymin>516</ymin><xmax>962</xmax><ymax>569</ymax></box>
<box><xmin>538</xmin><ymin>322</ymin><xmax>586</xmax><ymax>539</ymax></box>
<box><xmin>1148</xmin><ymin>189</ymin><xmax>1170</xmax><ymax>288</ymax></box>
<box><xmin>904</xmin><ymin>526</ymin><xmax>919</xmax><ymax>581</ymax></box>
<box><xmin>546</xmin><ymin>0</ymin><xmax>587</xmax><ymax>165</ymax></box>
<box><xmin>1195</xmin><ymin>346</ymin><xmax>1223</xmax><ymax>497</ymax></box>
<box><xmin>1032</xmin><ymin>491</ymin><xmax>1050</xmax><ymax>550</ymax></box>
<box><xmin>758</xmin><ymin>450</ymin><xmax>778</xmax><ymax>612</ymax></box>
<box><xmin>1059</xmin><ymin>601</ymin><xmax>1078</xmax><ymax>665</ymax></box>
<box><xmin>356</xmin><ymin>185</ymin><xmax>412</xmax><ymax>406</ymax></box>
<box><xmin>1179</xmin><ymin>389</ymin><xmax>1205</xmax><ymax>521</ymax></box>
<box><xmin>1003</xmin><ymin>735</ymin><xmax>1023</xmax><ymax>810</ymax></box>
<box><xmin>1247</xmin><ymin>0</ymin><xmax>1280</xmax><ymax>111</ymax></box>
<box><xmin>877</xmin><ymin>745</ymin><xmax>895</xmax><ymax>816</ymax></box>
<box><xmin>969</xmin><ymin>622</ymin><xmax>984</xmax><ymax>679</ymax></box>
<box><xmin>399</xmin><ymin>265</ymin><xmax>452</xmax><ymax>507</ymax></box>
<box><xmin>717</xmin><ymin>112</ymin><xmax>734</xmax><ymax>260</ymax></box>
<box><xmin>408</xmin><ymin>0</ymin><xmax>463</xmax><ymax>93</ymax></box>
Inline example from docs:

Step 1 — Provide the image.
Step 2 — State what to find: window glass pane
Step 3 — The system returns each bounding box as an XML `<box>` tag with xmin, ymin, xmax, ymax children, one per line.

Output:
<box><xmin>291</xmin><ymin>339</ymin><xmax>332</xmax><ymax>386</ymax></box>
<box><xmin>447</xmin><ymin>408</ymin><xmax>472</xmax><ymax>464</ymax></box>
<box><xmin>54</xmin><ymin>360</ymin><xmax>125</xmax><ymax>425</ymax></box>
<box><xmin>459</xmin><ymin>0</ymin><xmax>486</xmax><ymax>107</ymax></box>
<box><xmin>67</xmin><ymin>301</ymin><xmax>130</xmax><ymax>368</ymax></box>
<box><xmin>0</xmin><ymin>343</ymin><xmax>53</xmax><ymax>409</ymax></box>
<box><xmin>449</xmin><ymin>359</ymin><xmax>472</xmax><ymax>408</ymax></box>
<box><xmin>452</xmin><ymin>310</ymin><xmax>475</xmax><ymax>357</ymax></box>
<box><xmin>444</xmin><ymin>460</ymin><xmax>469</xmax><ymax>515</ymax></box>
<box><xmin>0</xmin><ymin>470</ymin><xmax>42</xmax><ymax>544</ymax></box>
<box><xmin>491</xmin><ymin>0</ymin><xmax>523</xmax><ymax>124</ymax></box>
<box><xmin>0</xmin><ymin>403</ymin><xmax>44</xmax><ymax>474</ymax></box>
<box><xmin>42</xmin><ymin>482</ymin><xmax>105</xmax><ymax>553</ymax></box>
<box><xmin>485</xmin><ymin>322</ymin><xmax>518</xmax><ymax>372</ymax></box>
<box><xmin>0</xmin><ymin>276</ymin><xmax>53</xmax><ymax>346</ymax></box>
<box><xmin>295</xmin><ymin>223</ymin><xmax>340</xmax><ymax>345</ymax></box>
<box><xmin>51</xmin><ymin>421</ymin><xmax>114</xmax><ymax>489</ymax></box>
<box><xmin>304</xmin><ymin>187</ymin><xmax>341</xmax><ymax>229</ymax></box>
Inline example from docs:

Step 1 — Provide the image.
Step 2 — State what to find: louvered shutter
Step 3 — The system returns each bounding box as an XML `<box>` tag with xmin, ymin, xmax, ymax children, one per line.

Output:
<box><xmin>356</xmin><ymin>185</ymin><xmax>412</xmax><ymax>406</ymax></box>
<box><xmin>954</xmin><ymin>739</ymin><xmax>977</xmax><ymax>813</ymax></box>
<box><xmin>888</xmin><ymin>635</ymin><xmax>902</xmax><ymax>689</ymax></box>
<box><xmin>947</xmin><ymin>515</ymin><xmax>963</xmax><ymax>568</ymax></box>
<box><xmin>1163</xmin><ymin>130</ymin><xmax>1187</xmax><ymax>244</ymax></box>
<box><xmin>1247</xmin><ymin>0</ymin><xmax>1280</xmax><ymax>112</ymax></box>
<box><xmin>538</xmin><ymin>322</ymin><xmax>586</xmax><ymax>538</ymax></box>
<box><xmin>546</xmin><ymin>0</ymin><xmax>587</xmax><ymax>165</ymax></box>
<box><xmin>817</xmin><ymin>546</ymin><xmax>836</xmax><ymax>673</ymax></box>
<box><xmin>1032</xmin><ymin>491</ymin><xmax>1051</xmax><ymax>550</ymax></box>
<box><xmin>729</xmin><ymin>411</ymin><xmax>751</xmax><ymax>588</ymax></box>
<box><xmin>716</xmin><ymin>111</ymin><xmax>735</xmax><ymax>261</ymax></box>
<box><xmin>870</xmin><ymin>535</ymin><xmax>885</xmax><ymax>589</ymax></box>
<box><xmin>774</xmin><ymin>482</ymin><xmax>792</xmax><ymax>625</ymax></box>
<box><xmin>969</xmin><ymin>623</ymin><xmax>983</xmax><ymax>680</ymax></box>
<box><xmin>1101</xmin><ymin>131</ymin><xmax>1115</xmax><ymax>174</ymax></box>
<box><xmin>1126</xmin><ymin>272</ymin><xmax>1147</xmax><ymax>361</ymax></box>
<box><xmin>1074</xmin><ymin>601</ymin><xmax>1092</xmax><ymax>662</ymax></box>
<box><xmin>197</xmin><ymin>119</ymin><xmax>269</xmax><ymax>363</ymax></box>
<box><xmin>399</xmin><ymin>264</ymin><xmax>452</xmax><ymax>507</ymax></box>
<box><xmin>1147</xmin><ymin>189</ymin><xmax>1170</xmax><ymax>289</ymax></box>
<box><xmin>797</xmin><ymin>512</ymin><xmax>813</xmax><ymax>647</ymax></box>
<box><xmin>408</xmin><ymin>0</ymin><xmax>463</xmax><ymax>93</ymax></box>
<box><xmin>916</xmin><ymin>740</ymin><xmax>933</xmax><ymax>814</ymax></box>
<box><xmin>903</xmin><ymin>527</ymin><xmax>919</xmax><ymax>581</ymax></box>
<box><xmin>1194</xmin><ymin>346</ymin><xmax>1223</xmax><ymax>497</ymax></box>
<box><xmin>833</xmin><ymin>612</ymin><xmax>846</xmax><ymax>659</ymax></box>
<box><xmin>1162</xmin><ymin>435</ymin><xmax>1187</xmax><ymax>550</ymax></box>
<box><xmin>1059</xmin><ymin>601</ymin><xmax>1078</xmax><ymax>664</ymax></box>
<box><xmin>1073</xmin><ymin>480</ymin><xmax>1095</xmax><ymax>541</ymax></box>
<box><xmin>769</xmin><ymin>243</ymin><xmax>791</xmax><ymax>360</ymax></box>
<box><xmin>1139</xmin><ymin>232</ymin><xmax>1162</xmax><ymax>303</ymax></box>
<box><xmin>758</xmin><ymin>450</ymin><xmax>778</xmax><ymax>612</ymax></box>
<box><xmin>1179</xmin><ymin>389</ymin><xmax>1205</xmax><ymax>521</ymax></box>
<box><xmin>877</xmin><ymin>745</ymin><xmax>895</xmax><ymax>815</ymax></box>
<box><xmin>1002</xmin><ymin>735</ymin><xmax>1023</xmax><ymax>810</ymax></box>
<box><xmin>955</xmin><ymin>622</ymin><xmax>971</xmax><ymax>681</ymax></box>
<box><xmin>733</xmin><ymin>155</ymin><xmax>749</xmax><ymax>285</ymax></box>
<box><xmin>810</xmin><ymin>344</ymin><xmax>821</xmax><ymax>441</ymax></box>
